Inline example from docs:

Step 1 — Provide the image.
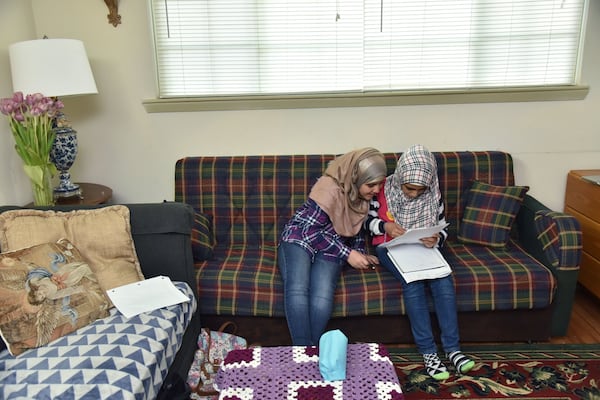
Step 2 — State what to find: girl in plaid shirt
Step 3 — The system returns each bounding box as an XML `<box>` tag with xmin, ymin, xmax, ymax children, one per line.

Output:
<box><xmin>366</xmin><ymin>144</ymin><xmax>474</xmax><ymax>381</ymax></box>
<box><xmin>278</xmin><ymin>148</ymin><xmax>387</xmax><ymax>346</ymax></box>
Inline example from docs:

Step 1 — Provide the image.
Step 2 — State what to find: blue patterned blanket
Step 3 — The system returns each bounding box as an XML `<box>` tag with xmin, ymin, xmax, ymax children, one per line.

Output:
<box><xmin>0</xmin><ymin>281</ymin><xmax>196</xmax><ymax>400</ymax></box>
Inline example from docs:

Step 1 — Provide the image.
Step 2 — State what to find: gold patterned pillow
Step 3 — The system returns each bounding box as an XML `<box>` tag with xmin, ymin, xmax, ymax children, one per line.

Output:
<box><xmin>0</xmin><ymin>206</ymin><xmax>145</xmax><ymax>295</ymax></box>
<box><xmin>0</xmin><ymin>239</ymin><xmax>110</xmax><ymax>355</ymax></box>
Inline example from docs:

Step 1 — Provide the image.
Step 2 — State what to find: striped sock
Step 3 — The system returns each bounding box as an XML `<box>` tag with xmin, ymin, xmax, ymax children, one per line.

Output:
<box><xmin>447</xmin><ymin>351</ymin><xmax>475</xmax><ymax>374</ymax></box>
<box><xmin>423</xmin><ymin>353</ymin><xmax>450</xmax><ymax>381</ymax></box>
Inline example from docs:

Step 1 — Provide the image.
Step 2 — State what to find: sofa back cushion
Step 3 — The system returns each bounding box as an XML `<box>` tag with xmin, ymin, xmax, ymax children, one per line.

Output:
<box><xmin>176</xmin><ymin>155</ymin><xmax>335</xmax><ymax>247</ymax></box>
<box><xmin>175</xmin><ymin>151</ymin><xmax>516</xmax><ymax>245</ymax></box>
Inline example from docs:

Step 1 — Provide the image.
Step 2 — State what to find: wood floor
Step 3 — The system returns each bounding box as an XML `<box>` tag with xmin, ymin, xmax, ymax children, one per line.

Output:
<box><xmin>451</xmin><ymin>284</ymin><xmax>600</xmax><ymax>348</ymax></box>
<box><xmin>548</xmin><ymin>284</ymin><xmax>600</xmax><ymax>344</ymax></box>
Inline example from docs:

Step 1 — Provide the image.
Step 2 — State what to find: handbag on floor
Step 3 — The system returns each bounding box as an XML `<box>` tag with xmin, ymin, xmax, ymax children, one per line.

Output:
<box><xmin>187</xmin><ymin>322</ymin><xmax>247</xmax><ymax>398</ymax></box>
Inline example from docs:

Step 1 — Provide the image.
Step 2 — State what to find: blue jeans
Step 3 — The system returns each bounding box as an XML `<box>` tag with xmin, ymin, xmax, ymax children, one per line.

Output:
<box><xmin>277</xmin><ymin>241</ymin><xmax>343</xmax><ymax>345</ymax></box>
<box><xmin>376</xmin><ymin>246</ymin><xmax>460</xmax><ymax>355</ymax></box>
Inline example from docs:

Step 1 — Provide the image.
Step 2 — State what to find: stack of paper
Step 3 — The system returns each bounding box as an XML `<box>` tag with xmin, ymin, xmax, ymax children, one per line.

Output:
<box><xmin>385</xmin><ymin>244</ymin><xmax>451</xmax><ymax>283</ymax></box>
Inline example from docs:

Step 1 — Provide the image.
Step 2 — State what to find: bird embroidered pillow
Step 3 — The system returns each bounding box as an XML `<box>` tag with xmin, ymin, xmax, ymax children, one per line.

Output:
<box><xmin>0</xmin><ymin>238</ymin><xmax>110</xmax><ymax>356</ymax></box>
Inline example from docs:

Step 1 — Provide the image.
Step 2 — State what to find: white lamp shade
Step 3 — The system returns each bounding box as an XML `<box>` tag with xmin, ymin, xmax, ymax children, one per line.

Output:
<box><xmin>9</xmin><ymin>38</ymin><xmax>98</xmax><ymax>97</ymax></box>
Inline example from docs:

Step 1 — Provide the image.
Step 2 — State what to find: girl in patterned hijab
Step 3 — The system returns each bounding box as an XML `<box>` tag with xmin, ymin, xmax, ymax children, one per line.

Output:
<box><xmin>385</xmin><ymin>144</ymin><xmax>442</xmax><ymax>229</ymax></box>
<box><xmin>365</xmin><ymin>144</ymin><xmax>474</xmax><ymax>381</ymax></box>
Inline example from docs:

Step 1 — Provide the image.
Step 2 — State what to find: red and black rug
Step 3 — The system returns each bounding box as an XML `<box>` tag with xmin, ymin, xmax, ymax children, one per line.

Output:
<box><xmin>389</xmin><ymin>344</ymin><xmax>600</xmax><ymax>400</ymax></box>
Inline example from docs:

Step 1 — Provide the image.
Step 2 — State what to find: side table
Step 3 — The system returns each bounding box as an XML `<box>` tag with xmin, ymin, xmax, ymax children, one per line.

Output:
<box><xmin>26</xmin><ymin>183</ymin><xmax>113</xmax><ymax>207</ymax></box>
<box><xmin>564</xmin><ymin>169</ymin><xmax>600</xmax><ymax>299</ymax></box>
<box><xmin>56</xmin><ymin>182</ymin><xmax>113</xmax><ymax>205</ymax></box>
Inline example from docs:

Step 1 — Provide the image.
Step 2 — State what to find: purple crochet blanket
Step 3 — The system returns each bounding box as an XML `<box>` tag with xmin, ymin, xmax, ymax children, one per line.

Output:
<box><xmin>214</xmin><ymin>343</ymin><xmax>403</xmax><ymax>400</ymax></box>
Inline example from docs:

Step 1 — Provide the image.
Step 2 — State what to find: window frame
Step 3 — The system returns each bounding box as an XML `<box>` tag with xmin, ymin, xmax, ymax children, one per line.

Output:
<box><xmin>144</xmin><ymin>0</ymin><xmax>590</xmax><ymax>113</ymax></box>
<box><xmin>143</xmin><ymin>85</ymin><xmax>588</xmax><ymax>112</ymax></box>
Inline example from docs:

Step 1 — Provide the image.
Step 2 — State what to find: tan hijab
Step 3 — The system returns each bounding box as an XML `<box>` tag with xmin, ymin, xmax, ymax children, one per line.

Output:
<box><xmin>309</xmin><ymin>148</ymin><xmax>387</xmax><ymax>237</ymax></box>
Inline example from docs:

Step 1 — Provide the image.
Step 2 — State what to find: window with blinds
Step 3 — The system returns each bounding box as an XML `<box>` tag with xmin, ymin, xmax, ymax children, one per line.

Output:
<box><xmin>150</xmin><ymin>0</ymin><xmax>587</xmax><ymax>98</ymax></box>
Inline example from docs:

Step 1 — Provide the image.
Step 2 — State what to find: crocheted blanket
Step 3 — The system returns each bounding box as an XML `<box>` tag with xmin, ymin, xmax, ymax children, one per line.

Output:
<box><xmin>215</xmin><ymin>343</ymin><xmax>403</xmax><ymax>400</ymax></box>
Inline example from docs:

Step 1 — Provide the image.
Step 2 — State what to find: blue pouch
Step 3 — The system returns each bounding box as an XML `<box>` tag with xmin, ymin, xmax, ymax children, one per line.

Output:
<box><xmin>318</xmin><ymin>329</ymin><xmax>348</xmax><ymax>381</ymax></box>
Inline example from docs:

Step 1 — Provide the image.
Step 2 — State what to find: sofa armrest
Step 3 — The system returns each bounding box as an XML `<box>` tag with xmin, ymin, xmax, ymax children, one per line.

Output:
<box><xmin>126</xmin><ymin>202</ymin><xmax>197</xmax><ymax>297</ymax></box>
<box><xmin>516</xmin><ymin>195</ymin><xmax>582</xmax><ymax>336</ymax></box>
<box><xmin>191</xmin><ymin>211</ymin><xmax>216</xmax><ymax>261</ymax></box>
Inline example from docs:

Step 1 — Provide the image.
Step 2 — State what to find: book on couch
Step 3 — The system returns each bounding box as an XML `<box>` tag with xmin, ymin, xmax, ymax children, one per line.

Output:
<box><xmin>380</xmin><ymin>223</ymin><xmax>451</xmax><ymax>283</ymax></box>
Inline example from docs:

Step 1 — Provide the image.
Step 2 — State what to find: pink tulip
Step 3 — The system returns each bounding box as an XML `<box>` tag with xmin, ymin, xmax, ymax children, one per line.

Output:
<box><xmin>0</xmin><ymin>99</ymin><xmax>11</xmax><ymax>115</ymax></box>
<box><xmin>12</xmin><ymin>92</ymin><xmax>24</xmax><ymax>103</ymax></box>
<box><xmin>13</xmin><ymin>111</ymin><xmax>25</xmax><ymax>122</ymax></box>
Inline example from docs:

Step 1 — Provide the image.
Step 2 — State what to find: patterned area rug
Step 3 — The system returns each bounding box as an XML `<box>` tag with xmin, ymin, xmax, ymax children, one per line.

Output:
<box><xmin>389</xmin><ymin>344</ymin><xmax>600</xmax><ymax>400</ymax></box>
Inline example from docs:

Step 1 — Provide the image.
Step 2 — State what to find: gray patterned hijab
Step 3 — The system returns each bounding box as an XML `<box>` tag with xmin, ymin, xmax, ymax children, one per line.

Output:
<box><xmin>384</xmin><ymin>144</ymin><xmax>441</xmax><ymax>229</ymax></box>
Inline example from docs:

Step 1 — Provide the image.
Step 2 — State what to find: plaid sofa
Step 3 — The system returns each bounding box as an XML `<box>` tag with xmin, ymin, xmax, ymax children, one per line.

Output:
<box><xmin>175</xmin><ymin>151</ymin><xmax>581</xmax><ymax>344</ymax></box>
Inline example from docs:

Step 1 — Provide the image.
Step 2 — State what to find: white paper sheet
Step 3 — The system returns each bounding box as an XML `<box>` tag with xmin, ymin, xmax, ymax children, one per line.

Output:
<box><xmin>399</xmin><ymin>264</ymin><xmax>452</xmax><ymax>284</ymax></box>
<box><xmin>379</xmin><ymin>222</ymin><xmax>449</xmax><ymax>247</ymax></box>
<box><xmin>106</xmin><ymin>276</ymin><xmax>191</xmax><ymax>319</ymax></box>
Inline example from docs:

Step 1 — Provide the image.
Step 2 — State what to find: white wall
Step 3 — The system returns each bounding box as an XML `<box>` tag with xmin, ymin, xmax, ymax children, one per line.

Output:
<box><xmin>0</xmin><ymin>0</ymin><xmax>598</xmax><ymax>211</ymax></box>
<box><xmin>0</xmin><ymin>1</ymin><xmax>35</xmax><ymax>205</ymax></box>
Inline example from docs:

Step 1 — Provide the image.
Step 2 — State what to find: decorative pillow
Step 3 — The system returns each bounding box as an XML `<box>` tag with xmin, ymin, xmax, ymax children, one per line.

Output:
<box><xmin>0</xmin><ymin>206</ymin><xmax>144</xmax><ymax>295</ymax></box>
<box><xmin>0</xmin><ymin>238</ymin><xmax>110</xmax><ymax>355</ymax></box>
<box><xmin>192</xmin><ymin>211</ymin><xmax>216</xmax><ymax>260</ymax></box>
<box><xmin>458</xmin><ymin>180</ymin><xmax>529</xmax><ymax>247</ymax></box>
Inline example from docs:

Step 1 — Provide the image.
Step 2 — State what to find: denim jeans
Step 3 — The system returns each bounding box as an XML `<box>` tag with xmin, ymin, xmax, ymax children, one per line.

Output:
<box><xmin>277</xmin><ymin>241</ymin><xmax>343</xmax><ymax>345</ymax></box>
<box><xmin>376</xmin><ymin>246</ymin><xmax>460</xmax><ymax>355</ymax></box>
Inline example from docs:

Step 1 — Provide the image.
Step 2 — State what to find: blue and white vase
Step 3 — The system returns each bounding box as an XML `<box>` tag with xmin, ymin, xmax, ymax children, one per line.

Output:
<box><xmin>50</xmin><ymin>125</ymin><xmax>81</xmax><ymax>198</ymax></box>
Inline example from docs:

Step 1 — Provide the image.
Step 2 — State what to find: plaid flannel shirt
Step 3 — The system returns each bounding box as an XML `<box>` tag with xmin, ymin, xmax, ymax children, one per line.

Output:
<box><xmin>280</xmin><ymin>198</ymin><xmax>367</xmax><ymax>263</ymax></box>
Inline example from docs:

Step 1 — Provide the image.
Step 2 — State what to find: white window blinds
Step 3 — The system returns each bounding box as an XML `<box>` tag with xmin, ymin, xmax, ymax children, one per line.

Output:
<box><xmin>150</xmin><ymin>0</ymin><xmax>586</xmax><ymax>98</ymax></box>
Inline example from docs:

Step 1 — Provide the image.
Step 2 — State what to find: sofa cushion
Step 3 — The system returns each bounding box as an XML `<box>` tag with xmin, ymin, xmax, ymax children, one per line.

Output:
<box><xmin>442</xmin><ymin>241</ymin><xmax>556</xmax><ymax>311</ymax></box>
<box><xmin>194</xmin><ymin>239</ymin><xmax>556</xmax><ymax>318</ymax></box>
<box><xmin>458</xmin><ymin>180</ymin><xmax>529</xmax><ymax>247</ymax></box>
<box><xmin>191</xmin><ymin>211</ymin><xmax>216</xmax><ymax>260</ymax></box>
<box><xmin>0</xmin><ymin>239</ymin><xmax>110</xmax><ymax>355</ymax></box>
<box><xmin>0</xmin><ymin>206</ymin><xmax>145</xmax><ymax>294</ymax></box>
<box><xmin>175</xmin><ymin>152</ymin><xmax>519</xmax><ymax>246</ymax></box>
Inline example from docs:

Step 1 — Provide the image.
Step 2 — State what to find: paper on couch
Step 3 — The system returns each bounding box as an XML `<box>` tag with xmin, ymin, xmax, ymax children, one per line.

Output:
<box><xmin>106</xmin><ymin>276</ymin><xmax>191</xmax><ymax>318</ymax></box>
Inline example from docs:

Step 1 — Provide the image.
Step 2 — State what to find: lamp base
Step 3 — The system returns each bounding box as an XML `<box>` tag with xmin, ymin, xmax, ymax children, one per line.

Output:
<box><xmin>53</xmin><ymin>179</ymin><xmax>82</xmax><ymax>199</ymax></box>
<box><xmin>50</xmin><ymin>115</ymin><xmax>82</xmax><ymax>200</ymax></box>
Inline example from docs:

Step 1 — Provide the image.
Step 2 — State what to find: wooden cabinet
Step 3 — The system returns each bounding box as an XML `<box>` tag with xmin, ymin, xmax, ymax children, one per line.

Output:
<box><xmin>565</xmin><ymin>170</ymin><xmax>600</xmax><ymax>299</ymax></box>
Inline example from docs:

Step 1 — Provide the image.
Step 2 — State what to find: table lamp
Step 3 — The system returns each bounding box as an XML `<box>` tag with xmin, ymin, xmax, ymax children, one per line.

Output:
<box><xmin>9</xmin><ymin>38</ymin><xmax>98</xmax><ymax>199</ymax></box>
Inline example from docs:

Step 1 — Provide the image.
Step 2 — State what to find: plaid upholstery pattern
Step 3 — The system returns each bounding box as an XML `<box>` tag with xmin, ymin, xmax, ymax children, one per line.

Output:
<box><xmin>534</xmin><ymin>210</ymin><xmax>582</xmax><ymax>269</ymax></box>
<box><xmin>443</xmin><ymin>241</ymin><xmax>556</xmax><ymax>311</ymax></box>
<box><xmin>458</xmin><ymin>180</ymin><xmax>529</xmax><ymax>247</ymax></box>
<box><xmin>191</xmin><ymin>211</ymin><xmax>216</xmax><ymax>260</ymax></box>
<box><xmin>175</xmin><ymin>152</ymin><xmax>557</xmax><ymax>317</ymax></box>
